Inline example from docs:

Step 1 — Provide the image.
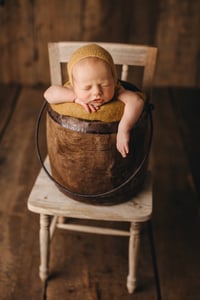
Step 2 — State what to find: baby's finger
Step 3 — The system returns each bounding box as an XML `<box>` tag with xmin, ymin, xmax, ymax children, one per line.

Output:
<box><xmin>89</xmin><ymin>104</ymin><xmax>98</xmax><ymax>112</ymax></box>
<box><xmin>124</xmin><ymin>144</ymin><xmax>129</xmax><ymax>155</ymax></box>
<box><xmin>121</xmin><ymin>145</ymin><xmax>129</xmax><ymax>158</ymax></box>
<box><xmin>118</xmin><ymin>146</ymin><xmax>126</xmax><ymax>158</ymax></box>
<box><xmin>83</xmin><ymin>104</ymin><xmax>91</xmax><ymax>113</ymax></box>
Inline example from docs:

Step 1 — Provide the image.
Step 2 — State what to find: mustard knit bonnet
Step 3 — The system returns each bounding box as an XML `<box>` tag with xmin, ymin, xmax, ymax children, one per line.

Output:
<box><xmin>67</xmin><ymin>44</ymin><xmax>118</xmax><ymax>87</ymax></box>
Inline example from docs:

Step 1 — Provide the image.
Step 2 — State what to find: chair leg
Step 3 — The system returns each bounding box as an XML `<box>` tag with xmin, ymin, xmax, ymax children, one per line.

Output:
<box><xmin>39</xmin><ymin>214</ymin><xmax>51</xmax><ymax>282</ymax></box>
<box><xmin>127</xmin><ymin>222</ymin><xmax>141</xmax><ymax>294</ymax></box>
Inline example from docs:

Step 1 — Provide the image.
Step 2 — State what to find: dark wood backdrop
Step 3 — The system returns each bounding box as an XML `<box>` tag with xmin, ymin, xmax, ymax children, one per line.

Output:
<box><xmin>1</xmin><ymin>1</ymin><xmax>200</xmax><ymax>299</ymax></box>
<box><xmin>0</xmin><ymin>0</ymin><xmax>200</xmax><ymax>87</ymax></box>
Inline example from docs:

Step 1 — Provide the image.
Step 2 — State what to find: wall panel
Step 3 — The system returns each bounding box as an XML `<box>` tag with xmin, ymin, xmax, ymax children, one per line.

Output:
<box><xmin>0</xmin><ymin>0</ymin><xmax>200</xmax><ymax>87</ymax></box>
<box><xmin>155</xmin><ymin>0</ymin><xmax>200</xmax><ymax>86</ymax></box>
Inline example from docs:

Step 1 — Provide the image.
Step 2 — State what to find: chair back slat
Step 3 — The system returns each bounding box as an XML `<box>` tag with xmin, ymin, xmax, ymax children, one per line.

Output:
<box><xmin>48</xmin><ymin>42</ymin><xmax>157</xmax><ymax>96</ymax></box>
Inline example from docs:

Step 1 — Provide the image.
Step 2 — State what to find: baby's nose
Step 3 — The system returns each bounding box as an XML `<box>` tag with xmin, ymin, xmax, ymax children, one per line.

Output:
<box><xmin>93</xmin><ymin>85</ymin><xmax>102</xmax><ymax>97</ymax></box>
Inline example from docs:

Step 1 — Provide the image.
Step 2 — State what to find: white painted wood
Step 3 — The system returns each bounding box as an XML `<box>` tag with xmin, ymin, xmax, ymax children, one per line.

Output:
<box><xmin>58</xmin><ymin>216</ymin><xmax>65</xmax><ymax>224</ymax></box>
<box><xmin>28</xmin><ymin>158</ymin><xmax>152</xmax><ymax>223</ymax></box>
<box><xmin>28</xmin><ymin>157</ymin><xmax>152</xmax><ymax>293</ymax></box>
<box><xmin>127</xmin><ymin>222</ymin><xmax>141</xmax><ymax>293</ymax></box>
<box><xmin>50</xmin><ymin>216</ymin><xmax>58</xmax><ymax>239</ymax></box>
<box><xmin>39</xmin><ymin>214</ymin><xmax>51</xmax><ymax>282</ymax></box>
<box><xmin>56</xmin><ymin>223</ymin><xmax>130</xmax><ymax>236</ymax></box>
<box><xmin>48</xmin><ymin>43</ymin><xmax>62</xmax><ymax>85</ymax></box>
<box><xmin>121</xmin><ymin>64</ymin><xmax>128</xmax><ymax>81</ymax></box>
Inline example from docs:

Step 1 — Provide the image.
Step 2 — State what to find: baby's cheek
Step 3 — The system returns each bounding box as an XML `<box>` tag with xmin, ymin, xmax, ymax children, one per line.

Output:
<box><xmin>80</xmin><ymin>96</ymin><xmax>91</xmax><ymax>103</ymax></box>
<box><xmin>76</xmin><ymin>92</ymin><xmax>89</xmax><ymax>103</ymax></box>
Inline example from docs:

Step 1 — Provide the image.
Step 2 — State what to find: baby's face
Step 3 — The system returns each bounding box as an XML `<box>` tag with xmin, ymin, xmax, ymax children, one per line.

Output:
<box><xmin>72</xmin><ymin>57</ymin><xmax>115</xmax><ymax>107</ymax></box>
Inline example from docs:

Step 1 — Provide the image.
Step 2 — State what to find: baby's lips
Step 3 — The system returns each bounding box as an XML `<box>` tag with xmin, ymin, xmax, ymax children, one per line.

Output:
<box><xmin>93</xmin><ymin>99</ymin><xmax>103</xmax><ymax>105</ymax></box>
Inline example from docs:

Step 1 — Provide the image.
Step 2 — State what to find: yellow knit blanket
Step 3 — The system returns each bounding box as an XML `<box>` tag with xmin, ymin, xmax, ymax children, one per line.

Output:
<box><xmin>50</xmin><ymin>80</ymin><xmax>145</xmax><ymax>123</ymax></box>
<box><xmin>50</xmin><ymin>99</ymin><xmax>125</xmax><ymax>122</ymax></box>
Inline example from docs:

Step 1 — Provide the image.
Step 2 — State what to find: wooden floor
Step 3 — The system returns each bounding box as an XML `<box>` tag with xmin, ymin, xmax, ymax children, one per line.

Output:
<box><xmin>0</xmin><ymin>84</ymin><xmax>200</xmax><ymax>300</ymax></box>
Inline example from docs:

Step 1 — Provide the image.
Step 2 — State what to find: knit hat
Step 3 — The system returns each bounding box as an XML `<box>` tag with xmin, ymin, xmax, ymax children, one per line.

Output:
<box><xmin>67</xmin><ymin>44</ymin><xmax>118</xmax><ymax>86</ymax></box>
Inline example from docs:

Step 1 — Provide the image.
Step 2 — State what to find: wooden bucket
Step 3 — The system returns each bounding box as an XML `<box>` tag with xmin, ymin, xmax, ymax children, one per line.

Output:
<box><xmin>46</xmin><ymin>103</ymin><xmax>152</xmax><ymax>205</ymax></box>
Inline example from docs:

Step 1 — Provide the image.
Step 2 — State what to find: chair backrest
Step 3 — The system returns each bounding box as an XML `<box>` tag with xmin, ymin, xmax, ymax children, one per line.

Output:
<box><xmin>48</xmin><ymin>42</ymin><xmax>157</xmax><ymax>97</ymax></box>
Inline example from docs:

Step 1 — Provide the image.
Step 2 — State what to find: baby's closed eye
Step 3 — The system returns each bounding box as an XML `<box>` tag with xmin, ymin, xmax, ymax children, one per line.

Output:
<box><xmin>81</xmin><ymin>85</ymin><xmax>91</xmax><ymax>91</ymax></box>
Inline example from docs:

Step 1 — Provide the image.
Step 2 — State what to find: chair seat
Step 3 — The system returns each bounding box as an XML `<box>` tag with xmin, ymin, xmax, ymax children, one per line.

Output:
<box><xmin>28</xmin><ymin>157</ymin><xmax>152</xmax><ymax>223</ymax></box>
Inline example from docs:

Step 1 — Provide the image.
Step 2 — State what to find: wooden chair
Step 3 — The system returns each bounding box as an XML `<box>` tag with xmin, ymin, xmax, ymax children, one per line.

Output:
<box><xmin>27</xmin><ymin>42</ymin><xmax>159</xmax><ymax>295</ymax></box>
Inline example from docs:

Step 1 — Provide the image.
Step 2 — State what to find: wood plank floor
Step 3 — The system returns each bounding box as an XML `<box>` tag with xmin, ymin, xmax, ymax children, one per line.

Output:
<box><xmin>0</xmin><ymin>84</ymin><xmax>199</xmax><ymax>299</ymax></box>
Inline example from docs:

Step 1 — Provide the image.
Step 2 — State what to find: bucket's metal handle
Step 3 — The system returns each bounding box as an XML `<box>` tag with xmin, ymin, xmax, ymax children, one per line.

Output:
<box><xmin>35</xmin><ymin>100</ymin><xmax>153</xmax><ymax>199</ymax></box>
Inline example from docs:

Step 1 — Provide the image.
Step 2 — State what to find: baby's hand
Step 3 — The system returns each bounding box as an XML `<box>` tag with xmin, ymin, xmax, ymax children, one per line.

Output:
<box><xmin>74</xmin><ymin>98</ymin><xmax>99</xmax><ymax>113</ymax></box>
<box><xmin>116</xmin><ymin>129</ymin><xmax>130</xmax><ymax>158</ymax></box>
